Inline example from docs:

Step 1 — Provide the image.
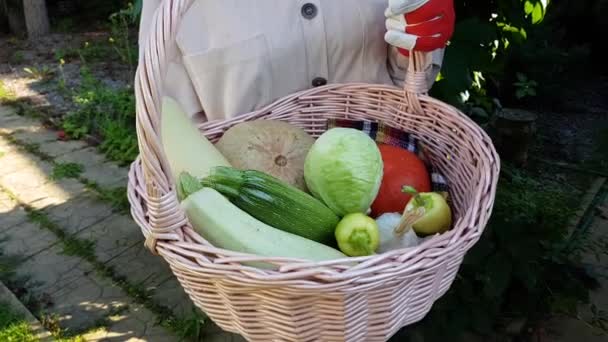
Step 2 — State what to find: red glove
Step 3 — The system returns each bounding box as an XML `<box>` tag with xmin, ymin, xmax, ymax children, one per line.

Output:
<box><xmin>384</xmin><ymin>0</ymin><xmax>455</xmax><ymax>56</ymax></box>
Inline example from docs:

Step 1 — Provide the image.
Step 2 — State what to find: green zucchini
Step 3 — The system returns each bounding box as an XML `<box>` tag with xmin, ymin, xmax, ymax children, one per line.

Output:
<box><xmin>179</xmin><ymin>181</ymin><xmax>346</xmax><ymax>265</ymax></box>
<box><xmin>201</xmin><ymin>166</ymin><xmax>340</xmax><ymax>245</ymax></box>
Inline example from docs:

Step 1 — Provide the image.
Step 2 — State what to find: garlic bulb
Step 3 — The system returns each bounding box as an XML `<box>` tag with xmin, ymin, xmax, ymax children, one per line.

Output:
<box><xmin>375</xmin><ymin>212</ymin><xmax>422</xmax><ymax>253</ymax></box>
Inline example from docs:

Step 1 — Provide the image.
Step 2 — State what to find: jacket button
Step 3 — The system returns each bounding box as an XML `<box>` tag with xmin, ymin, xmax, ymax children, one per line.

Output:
<box><xmin>301</xmin><ymin>3</ymin><xmax>317</xmax><ymax>19</ymax></box>
<box><xmin>312</xmin><ymin>77</ymin><xmax>327</xmax><ymax>87</ymax></box>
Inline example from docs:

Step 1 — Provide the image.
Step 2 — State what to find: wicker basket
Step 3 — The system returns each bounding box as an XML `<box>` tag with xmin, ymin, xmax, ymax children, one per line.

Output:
<box><xmin>128</xmin><ymin>1</ymin><xmax>500</xmax><ymax>341</ymax></box>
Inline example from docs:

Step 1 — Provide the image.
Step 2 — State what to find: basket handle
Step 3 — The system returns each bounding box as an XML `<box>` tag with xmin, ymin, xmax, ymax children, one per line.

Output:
<box><xmin>402</xmin><ymin>50</ymin><xmax>432</xmax><ymax>115</ymax></box>
<box><xmin>134</xmin><ymin>0</ymin><xmax>433</xmax><ymax>250</ymax></box>
<box><xmin>134</xmin><ymin>0</ymin><xmax>196</xmax><ymax>251</ymax></box>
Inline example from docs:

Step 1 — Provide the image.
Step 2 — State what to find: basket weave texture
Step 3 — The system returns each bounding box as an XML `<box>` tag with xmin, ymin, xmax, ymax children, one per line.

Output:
<box><xmin>127</xmin><ymin>1</ymin><xmax>501</xmax><ymax>341</ymax></box>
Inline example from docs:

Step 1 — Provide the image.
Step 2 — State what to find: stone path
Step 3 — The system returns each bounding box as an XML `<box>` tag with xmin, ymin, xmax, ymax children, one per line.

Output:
<box><xmin>545</xmin><ymin>179</ymin><xmax>608</xmax><ymax>342</ymax></box>
<box><xmin>0</xmin><ymin>105</ymin><xmax>242</xmax><ymax>341</ymax></box>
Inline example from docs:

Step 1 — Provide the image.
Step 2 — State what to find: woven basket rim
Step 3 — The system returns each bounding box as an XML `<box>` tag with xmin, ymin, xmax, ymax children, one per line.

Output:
<box><xmin>127</xmin><ymin>0</ymin><xmax>500</xmax><ymax>287</ymax></box>
<box><xmin>128</xmin><ymin>82</ymin><xmax>500</xmax><ymax>282</ymax></box>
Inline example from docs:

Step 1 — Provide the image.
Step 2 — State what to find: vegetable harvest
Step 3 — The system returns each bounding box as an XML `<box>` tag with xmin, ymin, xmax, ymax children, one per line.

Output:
<box><xmin>370</xmin><ymin>144</ymin><xmax>431</xmax><ymax>217</ymax></box>
<box><xmin>403</xmin><ymin>186</ymin><xmax>452</xmax><ymax>235</ymax></box>
<box><xmin>304</xmin><ymin>128</ymin><xmax>383</xmax><ymax>216</ymax></box>
<box><xmin>335</xmin><ymin>213</ymin><xmax>380</xmax><ymax>257</ymax></box>
<box><xmin>158</xmin><ymin>97</ymin><xmax>455</xmax><ymax>265</ymax></box>
<box><xmin>216</xmin><ymin>120</ymin><xmax>314</xmax><ymax>191</ymax></box>
<box><xmin>201</xmin><ymin>166</ymin><xmax>340</xmax><ymax>245</ymax></box>
<box><xmin>178</xmin><ymin>173</ymin><xmax>347</xmax><ymax>264</ymax></box>
<box><xmin>161</xmin><ymin>96</ymin><xmax>231</xmax><ymax>183</ymax></box>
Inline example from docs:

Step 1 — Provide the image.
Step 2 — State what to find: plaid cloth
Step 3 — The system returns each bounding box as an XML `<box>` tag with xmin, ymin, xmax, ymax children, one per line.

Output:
<box><xmin>326</xmin><ymin>119</ymin><xmax>450</xmax><ymax>194</ymax></box>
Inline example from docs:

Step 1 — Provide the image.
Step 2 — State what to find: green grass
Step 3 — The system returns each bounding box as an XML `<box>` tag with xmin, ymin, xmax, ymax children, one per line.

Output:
<box><xmin>10</xmin><ymin>51</ymin><xmax>25</xmax><ymax>64</ymax></box>
<box><xmin>0</xmin><ymin>302</ymin><xmax>37</xmax><ymax>342</ymax></box>
<box><xmin>51</xmin><ymin>162</ymin><xmax>84</xmax><ymax>180</ymax></box>
<box><xmin>0</xmin><ymin>80</ymin><xmax>17</xmax><ymax>104</ymax></box>
<box><xmin>83</xmin><ymin>180</ymin><xmax>129</xmax><ymax>214</ymax></box>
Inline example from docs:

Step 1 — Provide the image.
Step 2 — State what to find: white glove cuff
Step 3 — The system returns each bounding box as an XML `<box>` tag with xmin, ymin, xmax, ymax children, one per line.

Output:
<box><xmin>386</xmin><ymin>0</ymin><xmax>429</xmax><ymax>17</ymax></box>
<box><xmin>385</xmin><ymin>30</ymin><xmax>418</xmax><ymax>51</ymax></box>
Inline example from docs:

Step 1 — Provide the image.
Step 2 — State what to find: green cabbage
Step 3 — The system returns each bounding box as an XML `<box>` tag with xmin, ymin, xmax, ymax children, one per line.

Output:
<box><xmin>304</xmin><ymin>128</ymin><xmax>383</xmax><ymax>216</ymax></box>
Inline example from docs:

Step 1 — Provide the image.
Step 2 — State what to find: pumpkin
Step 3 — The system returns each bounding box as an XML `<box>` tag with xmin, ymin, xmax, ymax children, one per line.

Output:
<box><xmin>215</xmin><ymin>120</ymin><xmax>314</xmax><ymax>191</ymax></box>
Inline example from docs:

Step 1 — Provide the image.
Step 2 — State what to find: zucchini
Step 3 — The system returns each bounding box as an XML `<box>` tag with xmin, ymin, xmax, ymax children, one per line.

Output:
<box><xmin>180</xmin><ymin>181</ymin><xmax>346</xmax><ymax>264</ymax></box>
<box><xmin>161</xmin><ymin>96</ymin><xmax>231</xmax><ymax>184</ymax></box>
<box><xmin>201</xmin><ymin>166</ymin><xmax>340</xmax><ymax>245</ymax></box>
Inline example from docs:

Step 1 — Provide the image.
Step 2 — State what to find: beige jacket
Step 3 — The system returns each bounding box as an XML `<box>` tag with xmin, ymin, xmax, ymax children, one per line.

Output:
<box><xmin>139</xmin><ymin>0</ymin><xmax>444</xmax><ymax>122</ymax></box>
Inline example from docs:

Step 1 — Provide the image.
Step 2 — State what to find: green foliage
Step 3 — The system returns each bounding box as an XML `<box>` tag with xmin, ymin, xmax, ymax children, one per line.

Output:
<box><xmin>98</xmin><ymin>119</ymin><xmax>139</xmax><ymax>165</ymax></box>
<box><xmin>513</xmin><ymin>72</ymin><xmax>538</xmax><ymax>99</ymax></box>
<box><xmin>172</xmin><ymin>308</ymin><xmax>207</xmax><ymax>341</ymax></box>
<box><xmin>23</xmin><ymin>66</ymin><xmax>55</xmax><ymax>81</ymax></box>
<box><xmin>61</xmin><ymin>68</ymin><xmax>138</xmax><ymax>166</ymax></box>
<box><xmin>77</xmin><ymin>41</ymin><xmax>115</xmax><ymax>65</ymax></box>
<box><xmin>391</xmin><ymin>165</ymin><xmax>600</xmax><ymax>341</ymax></box>
<box><xmin>9</xmin><ymin>51</ymin><xmax>25</xmax><ymax>64</ymax></box>
<box><xmin>0</xmin><ymin>80</ymin><xmax>17</xmax><ymax>104</ymax></box>
<box><xmin>0</xmin><ymin>304</ymin><xmax>37</xmax><ymax>342</ymax></box>
<box><xmin>51</xmin><ymin>162</ymin><xmax>84</xmax><ymax>180</ymax></box>
<box><xmin>108</xmin><ymin>2</ymin><xmax>139</xmax><ymax>75</ymax></box>
<box><xmin>83</xmin><ymin>180</ymin><xmax>130</xmax><ymax>214</ymax></box>
<box><xmin>430</xmin><ymin>0</ymin><xmax>561</xmax><ymax>118</ymax></box>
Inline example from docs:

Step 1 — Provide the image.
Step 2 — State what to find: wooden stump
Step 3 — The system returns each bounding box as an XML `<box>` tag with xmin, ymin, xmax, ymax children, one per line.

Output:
<box><xmin>490</xmin><ymin>108</ymin><xmax>538</xmax><ymax>167</ymax></box>
<box><xmin>22</xmin><ymin>0</ymin><xmax>49</xmax><ymax>38</ymax></box>
<box><xmin>3</xmin><ymin>0</ymin><xmax>26</xmax><ymax>35</ymax></box>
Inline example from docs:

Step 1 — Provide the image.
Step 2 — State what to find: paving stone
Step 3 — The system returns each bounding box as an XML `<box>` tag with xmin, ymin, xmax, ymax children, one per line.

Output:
<box><xmin>39</xmin><ymin>139</ymin><xmax>88</xmax><ymax>158</ymax></box>
<box><xmin>0</xmin><ymin>191</ymin><xmax>28</xmax><ymax>231</ymax></box>
<box><xmin>0</xmin><ymin>105</ymin><xmax>17</xmax><ymax>117</ymax></box>
<box><xmin>75</xmin><ymin>214</ymin><xmax>142</xmax><ymax>263</ymax></box>
<box><xmin>83</xmin><ymin>303</ymin><xmax>179</xmax><ymax>342</ymax></box>
<box><xmin>202</xmin><ymin>322</ymin><xmax>247</xmax><ymax>342</ymax></box>
<box><xmin>0</xmin><ymin>221</ymin><xmax>58</xmax><ymax>258</ymax></box>
<box><xmin>203</xmin><ymin>331</ymin><xmax>248</xmax><ymax>342</ymax></box>
<box><xmin>57</xmin><ymin>147</ymin><xmax>128</xmax><ymax>188</ymax></box>
<box><xmin>0</xmin><ymin>159</ymin><xmax>54</xmax><ymax>203</ymax></box>
<box><xmin>82</xmin><ymin>162</ymin><xmax>130</xmax><ymax>188</ymax></box>
<box><xmin>0</xmin><ymin>147</ymin><xmax>47</xmax><ymax>177</ymax></box>
<box><xmin>43</xmin><ymin>191</ymin><xmax>115</xmax><ymax>235</ymax></box>
<box><xmin>0</xmin><ymin>166</ymin><xmax>86</xmax><ymax>209</ymax></box>
<box><xmin>56</xmin><ymin>147</ymin><xmax>107</xmax><ymax>168</ymax></box>
<box><xmin>17</xmin><ymin>244</ymin><xmax>130</xmax><ymax>333</ymax></box>
<box><xmin>105</xmin><ymin>237</ymin><xmax>174</xmax><ymax>291</ymax></box>
<box><xmin>28</xmin><ymin>178</ymin><xmax>87</xmax><ymax>210</ymax></box>
<box><xmin>12</xmin><ymin>126</ymin><xmax>58</xmax><ymax>145</ymax></box>
<box><xmin>0</xmin><ymin>136</ymin><xmax>19</xmax><ymax>154</ymax></box>
<box><xmin>0</xmin><ymin>112</ymin><xmax>39</xmax><ymax>135</ymax></box>
<box><xmin>545</xmin><ymin>188</ymin><xmax>608</xmax><ymax>342</ymax></box>
<box><xmin>152</xmin><ymin>277</ymin><xmax>196</xmax><ymax>319</ymax></box>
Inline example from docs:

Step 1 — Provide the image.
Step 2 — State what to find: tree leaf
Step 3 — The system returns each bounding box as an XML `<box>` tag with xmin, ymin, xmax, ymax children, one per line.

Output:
<box><xmin>516</xmin><ymin>89</ymin><xmax>526</xmax><ymax>99</ymax></box>
<box><xmin>524</xmin><ymin>1</ymin><xmax>534</xmax><ymax>15</ymax></box>
<box><xmin>532</xmin><ymin>2</ymin><xmax>545</xmax><ymax>24</ymax></box>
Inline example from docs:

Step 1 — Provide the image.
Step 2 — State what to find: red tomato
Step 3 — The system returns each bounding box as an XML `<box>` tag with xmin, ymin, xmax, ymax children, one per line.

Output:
<box><xmin>370</xmin><ymin>144</ymin><xmax>431</xmax><ymax>217</ymax></box>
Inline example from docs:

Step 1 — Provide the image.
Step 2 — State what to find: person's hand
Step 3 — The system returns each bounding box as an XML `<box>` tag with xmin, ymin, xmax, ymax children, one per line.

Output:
<box><xmin>384</xmin><ymin>0</ymin><xmax>455</xmax><ymax>56</ymax></box>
